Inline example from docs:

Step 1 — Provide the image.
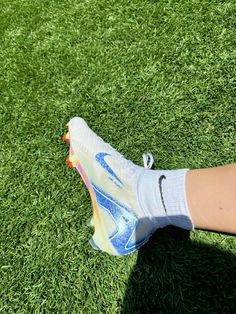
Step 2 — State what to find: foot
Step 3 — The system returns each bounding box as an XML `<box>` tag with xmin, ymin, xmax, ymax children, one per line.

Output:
<box><xmin>63</xmin><ymin>117</ymin><xmax>157</xmax><ymax>256</ymax></box>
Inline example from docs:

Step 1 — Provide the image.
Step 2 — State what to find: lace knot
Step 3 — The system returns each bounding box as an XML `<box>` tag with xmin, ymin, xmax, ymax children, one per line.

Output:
<box><xmin>142</xmin><ymin>153</ymin><xmax>154</xmax><ymax>169</ymax></box>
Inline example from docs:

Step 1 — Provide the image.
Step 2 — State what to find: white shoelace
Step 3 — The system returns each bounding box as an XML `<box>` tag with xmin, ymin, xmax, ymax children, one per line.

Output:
<box><xmin>103</xmin><ymin>138</ymin><xmax>154</xmax><ymax>174</ymax></box>
<box><xmin>143</xmin><ymin>153</ymin><xmax>154</xmax><ymax>169</ymax></box>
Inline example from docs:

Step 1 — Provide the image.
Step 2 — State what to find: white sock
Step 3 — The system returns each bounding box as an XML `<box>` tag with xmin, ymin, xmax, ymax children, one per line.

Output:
<box><xmin>137</xmin><ymin>168</ymin><xmax>194</xmax><ymax>230</ymax></box>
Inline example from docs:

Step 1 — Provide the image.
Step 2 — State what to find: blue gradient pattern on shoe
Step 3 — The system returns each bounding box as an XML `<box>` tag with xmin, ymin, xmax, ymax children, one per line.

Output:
<box><xmin>95</xmin><ymin>152</ymin><xmax>123</xmax><ymax>186</ymax></box>
<box><xmin>92</xmin><ymin>183</ymin><xmax>148</xmax><ymax>255</ymax></box>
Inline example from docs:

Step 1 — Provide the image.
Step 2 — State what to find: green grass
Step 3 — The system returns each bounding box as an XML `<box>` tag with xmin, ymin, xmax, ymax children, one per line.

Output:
<box><xmin>0</xmin><ymin>0</ymin><xmax>236</xmax><ymax>312</ymax></box>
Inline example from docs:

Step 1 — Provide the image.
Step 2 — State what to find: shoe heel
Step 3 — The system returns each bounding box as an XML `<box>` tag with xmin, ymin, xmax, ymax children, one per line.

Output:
<box><xmin>86</xmin><ymin>217</ymin><xmax>94</xmax><ymax>227</ymax></box>
<box><xmin>89</xmin><ymin>237</ymin><xmax>100</xmax><ymax>250</ymax></box>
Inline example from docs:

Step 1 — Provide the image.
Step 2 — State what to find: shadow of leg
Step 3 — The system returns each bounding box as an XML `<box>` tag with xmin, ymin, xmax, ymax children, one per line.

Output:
<box><xmin>121</xmin><ymin>222</ymin><xmax>236</xmax><ymax>314</ymax></box>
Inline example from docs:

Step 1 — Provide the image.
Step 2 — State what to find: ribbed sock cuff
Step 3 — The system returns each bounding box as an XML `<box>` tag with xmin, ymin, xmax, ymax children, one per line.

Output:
<box><xmin>137</xmin><ymin>168</ymin><xmax>194</xmax><ymax>231</ymax></box>
<box><xmin>160</xmin><ymin>169</ymin><xmax>194</xmax><ymax>230</ymax></box>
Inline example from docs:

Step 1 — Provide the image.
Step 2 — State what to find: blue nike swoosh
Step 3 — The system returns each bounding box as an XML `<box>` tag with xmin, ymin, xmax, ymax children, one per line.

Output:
<box><xmin>95</xmin><ymin>152</ymin><xmax>123</xmax><ymax>185</ymax></box>
<box><xmin>92</xmin><ymin>183</ymin><xmax>148</xmax><ymax>255</ymax></box>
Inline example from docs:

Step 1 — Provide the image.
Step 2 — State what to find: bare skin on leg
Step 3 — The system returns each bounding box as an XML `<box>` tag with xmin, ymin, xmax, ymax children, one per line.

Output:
<box><xmin>186</xmin><ymin>163</ymin><xmax>236</xmax><ymax>234</ymax></box>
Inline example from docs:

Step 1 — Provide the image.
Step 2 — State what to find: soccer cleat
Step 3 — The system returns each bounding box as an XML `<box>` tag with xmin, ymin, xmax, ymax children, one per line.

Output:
<box><xmin>64</xmin><ymin>117</ymin><xmax>156</xmax><ymax>256</ymax></box>
<box><xmin>62</xmin><ymin>133</ymin><xmax>70</xmax><ymax>143</ymax></box>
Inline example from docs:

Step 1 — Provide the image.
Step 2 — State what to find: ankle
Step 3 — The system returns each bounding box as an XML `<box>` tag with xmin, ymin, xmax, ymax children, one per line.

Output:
<box><xmin>138</xmin><ymin>168</ymin><xmax>194</xmax><ymax>230</ymax></box>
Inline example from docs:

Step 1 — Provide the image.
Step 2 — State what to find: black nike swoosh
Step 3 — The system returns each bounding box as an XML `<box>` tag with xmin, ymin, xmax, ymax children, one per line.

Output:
<box><xmin>158</xmin><ymin>175</ymin><xmax>167</xmax><ymax>214</ymax></box>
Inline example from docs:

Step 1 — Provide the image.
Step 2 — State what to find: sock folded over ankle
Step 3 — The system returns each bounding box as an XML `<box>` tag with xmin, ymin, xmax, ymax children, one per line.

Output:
<box><xmin>137</xmin><ymin>168</ymin><xmax>194</xmax><ymax>230</ymax></box>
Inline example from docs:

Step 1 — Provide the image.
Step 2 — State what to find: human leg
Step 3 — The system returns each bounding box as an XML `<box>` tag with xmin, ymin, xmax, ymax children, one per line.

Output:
<box><xmin>64</xmin><ymin>117</ymin><xmax>235</xmax><ymax>255</ymax></box>
<box><xmin>186</xmin><ymin>164</ymin><xmax>236</xmax><ymax>234</ymax></box>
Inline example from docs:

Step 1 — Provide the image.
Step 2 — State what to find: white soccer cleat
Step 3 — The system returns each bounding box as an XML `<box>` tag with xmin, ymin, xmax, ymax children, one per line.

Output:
<box><xmin>64</xmin><ymin>117</ymin><xmax>156</xmax><ymax>256</ymax></box>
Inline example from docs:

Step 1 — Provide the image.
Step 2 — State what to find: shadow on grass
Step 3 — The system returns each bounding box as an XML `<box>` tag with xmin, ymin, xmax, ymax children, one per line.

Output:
<box><xmin>121</xmin><ymin>220</ymin><xmax>236</xmax><ymax>314</ymax></box>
